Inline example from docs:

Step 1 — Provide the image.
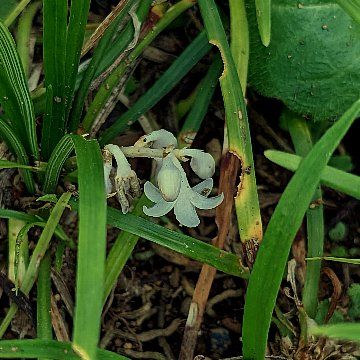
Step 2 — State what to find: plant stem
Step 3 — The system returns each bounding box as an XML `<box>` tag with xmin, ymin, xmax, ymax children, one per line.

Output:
<box><xmin>287</xmin><ymin>110</ymin><xmax>324</xmax><ymax>319</ymax></box>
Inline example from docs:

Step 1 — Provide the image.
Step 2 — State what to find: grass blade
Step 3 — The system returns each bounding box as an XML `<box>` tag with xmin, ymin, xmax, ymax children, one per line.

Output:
<box><xmin>0</xmin><ymin>340</ymin><xmax>129</xmax><ymax>359</ymax></box>
<box><xmin>98</xmin><ymin>29</ymin><xmax>211</xmax><ymax>144</ymax></box>
<box><xmin>0</xmin><ymin>21</ymin><xmax>39</xmax><ymax>160</ymax></box>
<box><xmin>0</xmin><ymin>159</ymin><xmax>40</xmax><ymax>171</ymax></box>
<box><xmin>287</xmin><ymin>113</ymin><xmax>324</xmax><ymax>318</ymax></box>
<box><xmin>242</xmin><ymin>99</ymin><xmax>360</xmax><ymax>359</ymax></box>
<box><xmin>3</xmin><ymin>0</ymin><xmax>32</xmax><ymax>27</ymax></box>
<box><xmin>64</xmin><ymin>0</ymin><xmax>91</xmax><ymax>121</ymax></box>
<box><xmin>198</xmin><ymin>0</ymin><xmax>262</xmax><ymax>259</ymax></box>
<box><xmin>310</xmin><ymin>323</ymin><xmax>360</xmax><ymax>342</ymax></box>
<box><xmin>70</xmin><ymin>135</ymin><xmax>107</xmax><ymax>360</ymax></box>
<box><xmin>307</xmin><ymin>257</ymin><xmax>360</xmax><ymax>265</ymax></box>
<box><xmin>255</xmin><ymin>0</ymin><xmax>271</xmax><ymax>46</ymax></box>
<box><xmin>264</xmin><ymin>150</ymin><xmax>360</xmax><ymax>200</ymax></box>
<box><xmin>177</xmin><ymin>54</ymin><xmax>222</xmax><ymax>148</ymax></box>
<box><xmin>41</xmin><ymin>0</ymin><xmax>67</xmax><ymax>160</ymax></box>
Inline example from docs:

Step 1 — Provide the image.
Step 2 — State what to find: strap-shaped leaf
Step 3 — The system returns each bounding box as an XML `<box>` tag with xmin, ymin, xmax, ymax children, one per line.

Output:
<box><xmin>0</xmin><ymin>21</ymin><xmax>38</xmax><ymax>160</ymax></box>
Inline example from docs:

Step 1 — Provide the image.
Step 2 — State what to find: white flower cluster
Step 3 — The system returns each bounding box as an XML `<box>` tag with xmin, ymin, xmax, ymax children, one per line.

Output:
<box><xmin>103</xmin><ymin>130</ymin><xmax>223</xmax><ymax>227</ymax></box>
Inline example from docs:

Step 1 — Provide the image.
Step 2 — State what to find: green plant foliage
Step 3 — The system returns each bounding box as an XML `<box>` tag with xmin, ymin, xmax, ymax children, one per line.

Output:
<box><xmin>315</xmin><ymin>299</ymin><xmax>344</xmax><ymax>324</ymax></box>
<box><xmin>248</xmin><ymin>0</ymin><xmax>360</xmax><ymax>121</ymax></box>
<box><xmin>0</xmin><ymin>0</ymin><xmax>18</xmax><ymax>22</ymax></box>
<box><xmin>310</xmin><ymin>323</ymin><xmax>360</xmax><ymax>341</ymax></box>
<box><xmin>242</xmin><ymin>99</ymin><xmax>360</xmax><ymax>359</ymax></box>
<box><xmin>348</xmin><ymin>284</ymin><xmax>360</xmax><ymax>319</ymax></box>
<box><xmin>328</xmin><ymin>221</ymin><xmax>347</xmax><ymax>242</ymax></box>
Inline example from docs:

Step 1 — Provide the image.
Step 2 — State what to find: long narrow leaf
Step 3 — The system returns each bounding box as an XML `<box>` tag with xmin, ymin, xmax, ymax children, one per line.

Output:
<box><xmin>70</xmin><ymin>135</ymin><xmax>107</xmax><ymax>360</ymax></box>
<box><xmin>242</xmin><ymin>99</ymin><xmax>360</xmax><ymax>359</ymax></box>
<box><xmin>255</xmin><ymin>0</ymin><xmax>271</xmax><ymax>46</ymax></box>
<box><xmin>99</xmin><ymin>30</ymin><xmax>211</xmax><ymax>143</ymax></box>
<box><xmin>0</xmin><ymin>118</ymin><xmax>35</xmax><ymax>193</ymax></box>
<box><xmin>198</xmin><ymin>0</ymin><xmax>263</xmax><ymax>253</ymax></box>
<box><xmin>0</xmin><ymin>339</ymin><xmax>129</xmax><ymax>359</ymax></box>
<box><xmin>0</xmin><ymin>21</ymin><xmax>39</xmax><ymax>160</ymax></box>
<box><xmin>265</xmin><ymin>150</ymin><xmax>360</xmax><ymax>200</ymax></box>
<box><xmin>310</xmin><ymin>323</ymin><xmax>360</xmax><ymax>342</ymax></box>
<box><xmin>0</xmin><ymin>192</ymin><xmax>71</xmax><ymax>337</ymax></box>
<box><xmin>69</xmin><ymin>0</ymin><xmax>135</xmax><ymax>130</ymax></box>
<box><xmin>41</xmin><ymin>0</ymin><xmax>67</xmax><ymax>160</ymax></box>
<box><xmin>64</xmin><ymin>0</ymin><xmax>91</xmax><ymax>121</ymax></box>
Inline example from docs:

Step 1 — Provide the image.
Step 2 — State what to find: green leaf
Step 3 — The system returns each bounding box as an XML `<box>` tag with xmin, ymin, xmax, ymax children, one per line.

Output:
<box><xmin>307</xmin><ymin>256</ymin><xmax>360</xmax><ymax>265</ymax></box>
<box><xmin>69</xmin><ymin>0</ymin><xmax>136</xmax><ymax>131</ymax></box>
<box><xmin>264</xmin><ymin>150</ymin><xmax>360</xmax><ymax>199</ymax></box>
<box><xmin>99</xmin><ymin>30</ymin><xmax>212</xmax><ymax>144</ymax></box>
<box><xmin>0</xmin><ymin>118</ymin><xmax>35</xmax><ymax>193</ymax></box>
<box><xmin>0</xmin><ymin>0</ymin><xmax>18</xmax><ymax>23</ymax></box>
<box><xmin>0</xmin><ymin>21</ymin><xmax>39</xmax><ymax>160</ymax></box>
<box><xmin>310</xmin><ymin>323</ymin><xmax>360</xmax><ymax>342</ymax></box>
<box><xmin>70</xmin><ymin>135</ymin><xmax>107</xmax><ymax>360</ymax></box>
<box><xmin>41</xmin><ymin>0</ymin><xmax>67</xmax><ymax>160</ymax></box>
<box><xmin>337</xmin><ymin>0</ymin><xmax>360</xmax><ymax>24</ymax></box>
<box><xmin>255</xmin><ymin>0</ymin><xmax>271</xmax><ymax>46</ymax></box>
<box><xmin>64</xmin><ymin>0</ymin><xmax>91</xmax><ymax>121</ymax></box>
<box><xmin>198</xmin><ymin>0</ymin><xmax>262</xmax><ymax>245</ymax></box>
<box><xmin>248</xmin><ymin>0</ymin><xmax>360</xmax><ymax>121</ymax></box>
<box><xmin>242</xmin><ymin>99</ymin><xmax>360</xmax><ymax>359</ymax></box>
<box><xmin>0</xmin><ymin>159</ymin><xmax>38</xmax><ymax>171</ymax></box>
<box><xmin>105</xmin><ymin>205</ymin><xmax>249</xmax><ymax>278</ymax></box>
<box><xmin>0</xmin><ymin>339</ymin><xmax>129</xmax><ymax>359</ymax></box>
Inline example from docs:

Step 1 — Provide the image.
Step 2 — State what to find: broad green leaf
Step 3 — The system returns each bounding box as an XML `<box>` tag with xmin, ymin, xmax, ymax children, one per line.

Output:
<box><xmin>242</xmin><ymin>99</ymin><xmax>360</xmax><ymax>359</ymax></box>
<box><xmin>310</xmin><ymin>323</ymin><xmax>360</xmax><ymax>341</ymax></box>
<box><xmin>337</xmin><ymin>0</ymin><xmax>360</xmax><ymax>24</ymax></box>
<box><xmin>265</xmin><ymin>150</ymin><xmax>360</xmax><ymax>199</ymax></box>
<box><xmin>248</xmin><ymin>0</ymin><xmax>360</xmax><ymax>121</ymax></box>
<box><xmin>0</xmin><ymin>339</ymin><xmax>129</xmax><ymax>359</ymax></box>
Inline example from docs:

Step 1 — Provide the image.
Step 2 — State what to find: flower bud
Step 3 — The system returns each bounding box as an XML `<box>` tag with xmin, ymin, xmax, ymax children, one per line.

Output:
<box><xmin>157</xmin><ymin>154</ymin><xmax>181</xmax><ymax>202</ymax></box>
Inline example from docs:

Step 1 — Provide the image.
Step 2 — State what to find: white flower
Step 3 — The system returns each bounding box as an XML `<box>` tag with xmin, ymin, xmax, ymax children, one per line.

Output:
<box><xmin>182</xmin><ymin>149</ymin><xmax>215</xmax><ymax>179</ymax></box>
<box><xmin>104</xmin><ymin>144</ymin><xmax>141</xmax><ymax>214</ymax></box>
<box><xmin>134</xmin><ymin>129</ymin><xmax>177</xmax><ymax>149</ymax></box>
<box><xmin>143</xmin><ymin>155</ymin><xmax>223</xmax><ymax>227</ymax></box>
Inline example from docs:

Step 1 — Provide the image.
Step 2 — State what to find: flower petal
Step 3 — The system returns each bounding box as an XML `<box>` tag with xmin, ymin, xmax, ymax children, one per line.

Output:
<box><xmin>144</xmin><ymin>181</ymin><xmax>163</xmax><ymax>202</ymax></box>
<box><xmin>174</xmin><ymin>190</ymin><xmax>200</xmax><ymax>227</ymax></box>
<box><xmin>192</xmin><ymin>178</ymin><xmax>213</xmax><ymax>196</ymax></box>
<box><xmin>190</xmin><ymin>191</ymin><xmax>224</xmax><ymax>210</ymax></box>
<box><xmin>142</xmin><ymin>129</ymin><xmax>177</xmax><ymax>149</ymax></box>
<box><xmin>143</xmin><ymin>201</ymin><xmax>174</xmax><ymax>217</ymax></box>
<box><xmin>183</xmin><ymin>149</ymin><xmax>215</xmax><ymax>179</ymax></box>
